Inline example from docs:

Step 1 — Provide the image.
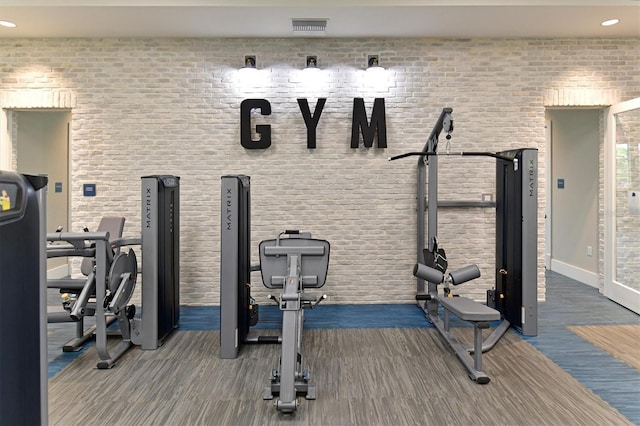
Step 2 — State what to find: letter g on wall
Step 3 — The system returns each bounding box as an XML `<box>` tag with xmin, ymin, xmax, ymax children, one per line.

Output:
<box><xmin>240</xmin><ymin>99</ymin><xmax>272</xmax><ymax>149</ymax></box>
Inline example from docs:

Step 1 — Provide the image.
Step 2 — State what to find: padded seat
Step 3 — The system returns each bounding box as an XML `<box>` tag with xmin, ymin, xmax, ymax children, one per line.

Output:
<box><xmin>439</xmin><ymin>296</ymin><xmax>500</xmax><ymax>322</ymax></box>
<box><xmin>47</xmin><ymin>279</ymin><xmax>86</xmax><ymax>292</ymax></box>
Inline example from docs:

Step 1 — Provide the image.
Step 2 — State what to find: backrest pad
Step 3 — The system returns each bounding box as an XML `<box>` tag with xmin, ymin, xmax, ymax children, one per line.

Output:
<box><xmin>80</xmin><ymin>216</ymin><xmax>125</xmax><ymax>276</ymax></box>
<box><xmin>259</xmin><ymin>237</ymin><xmax>330</xmax><ymax>289</ymax></box>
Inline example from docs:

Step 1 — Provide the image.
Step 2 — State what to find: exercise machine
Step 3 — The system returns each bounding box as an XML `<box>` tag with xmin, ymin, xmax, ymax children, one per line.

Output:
<box><xmin>220</xmin><ymin>175</ymin><xmax>255</xmax><ymax>358</ymax></box>
<box><xmin>219</xmin><ymin>176</ymin><xmax>330</xmax><ymax>412</ymax></box>
<box><xmin>46</xmin><ymin>175</ymin><xmax>180</xmax><ymax>368</ymax></box>
<box><xmin>412</xmin><ymin>262</ymin><xmax>500</xmax><ymax>384</ymax></box>
<box><xmin>132</xmin><ymin>175</ymin><xmax>180</xmax><ymax>350</ymax></box>
<box><xmin>493</xmin><ymin>150</ymin><xmax>538</xmax><ymax>336</ymax></box>
<box><xmin>260</xmin><ymin>230</ymin><xmax>329</xmax><ymax>413</ymax></box>
<box><xmin>220</xmin><ymin>175</ymin><xmax>279</xmax><ymax>359</ymax></box>
<box><xmin>47</xmin><ymin>224</ymin><xmax>138</xmax><ymax>369</ymax></box>
<box><xmin>389</xmin><ymin>107</ymin><xmax>537</xmax><ymax>383</ymax></box>
<box><xmin>0</xmin><ymin>171</ymin><xmax>48</xmax><ymax>425</ymax></box>
<box><xmin>47</xmin><ymin>216</ymin><xmax>127</xmax><ymax>352</ymax></box>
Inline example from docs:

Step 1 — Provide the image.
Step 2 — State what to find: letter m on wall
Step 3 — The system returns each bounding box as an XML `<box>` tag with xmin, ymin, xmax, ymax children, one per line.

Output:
<box><xmin>351</xmin><ymin>98</ymin><xmax>387</xmax><ymax>148</ymax></box>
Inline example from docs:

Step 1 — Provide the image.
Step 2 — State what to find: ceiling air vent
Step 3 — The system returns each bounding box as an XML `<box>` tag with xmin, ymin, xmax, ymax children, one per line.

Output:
<box><xmin>292</xmin><ymin>19</ymin><xmax>328</xmax><ymax>36</ymax></box>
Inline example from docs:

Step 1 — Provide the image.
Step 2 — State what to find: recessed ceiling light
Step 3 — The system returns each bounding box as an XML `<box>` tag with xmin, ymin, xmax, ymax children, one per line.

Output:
<box><xmin>0</xmin><ymin>20</ymin><xmax>17</xmax><ymax>28</ymax></box>
<box><xmin>601</xmin><ymin>18</ymin><xmax>620</xmax><ymax>27</ymax></box>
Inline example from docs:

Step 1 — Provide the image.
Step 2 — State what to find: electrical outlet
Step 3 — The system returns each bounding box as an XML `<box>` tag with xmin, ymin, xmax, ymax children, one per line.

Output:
<box><xmin>587</xmin><ymin>246</ymin><xmax>593</xmax><ymax>257</ymax></box>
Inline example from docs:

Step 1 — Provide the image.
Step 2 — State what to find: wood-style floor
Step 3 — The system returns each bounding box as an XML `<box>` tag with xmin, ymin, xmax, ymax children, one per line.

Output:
<box><xmin>49</xmin><ymin>327</ymin><xmax>631</xmax><ymax>426</ymax></box>
<box><xmin>568</xmin><ymin>325</ymin><xmax>640</xmax><ymax>371</ymax></box>
<box><xmin>46</xmin><ymin>271</ymin><xmax>640</xmax><ymax>425</ymax></box>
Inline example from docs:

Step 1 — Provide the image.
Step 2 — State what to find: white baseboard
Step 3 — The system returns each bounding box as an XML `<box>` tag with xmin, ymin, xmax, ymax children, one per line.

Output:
<box><xmin>47</xmin><ymin>264</ymin><xmax>69</xmax><ymax>280</ymax></box>
<box><xmin>550</xmin><ymin>259</ymin><xmax>598</xmax><ymax>288</ymax></box>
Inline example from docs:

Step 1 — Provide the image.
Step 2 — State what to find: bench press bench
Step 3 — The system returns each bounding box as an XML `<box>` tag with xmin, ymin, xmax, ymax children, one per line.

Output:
<box><xmin>438</xmin><ymin>296</ymin><xmax>500</xmax><ymax>383</ymax></box>
<box><xmin>414</xmin><ymin>262</ymin><xmax>502</xmax><ymax>384</ymax></box>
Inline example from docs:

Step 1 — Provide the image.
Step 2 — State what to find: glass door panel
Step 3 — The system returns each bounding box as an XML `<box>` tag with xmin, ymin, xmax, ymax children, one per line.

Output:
<box><xmin>605</xmin><ymin>98</ymin><xmax>640</xmax><ymax>313</ymax></box>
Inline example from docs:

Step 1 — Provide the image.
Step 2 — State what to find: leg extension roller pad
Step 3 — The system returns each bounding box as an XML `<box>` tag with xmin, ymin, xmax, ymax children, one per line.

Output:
<box><xmin>413</xmin><ymin>263</ymin><xmax>444</xmax><ymax>283</ymax></box>
<box><xmin>449</xmin><ymin>264</ymin><xmax>481</xmax><ymax>286</ymax></box>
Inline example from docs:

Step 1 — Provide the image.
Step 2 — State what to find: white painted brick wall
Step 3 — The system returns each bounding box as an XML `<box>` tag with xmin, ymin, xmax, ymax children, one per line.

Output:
<box><xmin>1</xmin><ymin>37</ymin><xmax>638</xmax><ymax>305</ymax></box>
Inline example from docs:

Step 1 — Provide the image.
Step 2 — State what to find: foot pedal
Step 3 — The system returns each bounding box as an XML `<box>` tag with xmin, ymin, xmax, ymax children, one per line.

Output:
<box><xmin>263</xmin><ymin>387</ymin><xmax>274</xmax><ymax>400</ymax></box>
<box><xmin>305</xmin><ymin>385</ymin><xmax>316</xmax><ymax>400</ymax></box>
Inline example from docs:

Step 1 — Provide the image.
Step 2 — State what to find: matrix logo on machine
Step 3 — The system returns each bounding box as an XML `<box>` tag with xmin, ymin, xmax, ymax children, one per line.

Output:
<box><xmin>528</xmin><ymin>159</ymin><xmax>535</xmax><ymax>197</ymax></box>
<box><xmin>145</xmin><ymin>187</ymin><xmax>152</xmax><ymax>229</ymax></box>
<box><xmin>225</xmin><ymin>187</ymin><xmax>233</xmax><ymax>231</ymax></box>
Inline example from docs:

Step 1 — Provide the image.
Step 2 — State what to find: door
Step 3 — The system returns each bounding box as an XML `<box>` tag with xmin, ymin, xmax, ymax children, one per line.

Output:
<box><xmin>546</xmin><ymin>109</ymin><xmax>600</xmax><ymax>287</ymax></box>
<box><xmin>16</xmin><ymin>110</ymin><xmax>71</xmax><ymax>278</ymax></box>
<box><xmin>604</xmin><ymin>97</ymin><xmax>640</xmax><ymax>314</ymax></box>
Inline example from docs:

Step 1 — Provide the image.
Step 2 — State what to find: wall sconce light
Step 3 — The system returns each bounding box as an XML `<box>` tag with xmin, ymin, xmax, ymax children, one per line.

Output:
<box><xmin>305</xmin><ymin>55</ymin><xmax>319</xmax><ymax>69</ymax></box>
<box><xmin>367</xmin><ymin>55</ymin><xmax>381</xmax><ymax>69</ymax></box>
<box><xmin>300</xmin><ymin>55</ymin><xmax>326</xmax><ymax>89</ymax></box>
<box><xmin>242</xmin><ymin>55</ymin><xmax>257</xmax><ymax>70</ymax></box>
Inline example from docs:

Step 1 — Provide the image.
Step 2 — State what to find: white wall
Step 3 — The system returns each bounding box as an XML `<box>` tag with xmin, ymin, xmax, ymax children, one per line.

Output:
<box><xmin>548</xmin><ymin>109</ymin><xmax>600</xmax><ymax>286</ymax></box>
<box><xmin>1</xmin><ymin>37</ymin><xmax>638</xmax><ymax>305</ymax></box>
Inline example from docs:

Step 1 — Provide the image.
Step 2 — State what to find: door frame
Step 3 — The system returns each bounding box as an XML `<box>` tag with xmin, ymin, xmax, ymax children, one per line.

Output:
<box><xmin>604</xmin><ymin>97</ymin><xmax>640</xmax><ymax>313</ymax></box>
<box><xmin>545</xmin><ymin>118</ymin><xmax>552</xmax><ymax>270</ymax></box>
<box><xmin>2</xmin><ymin>108</ymin><xmax>72</xmax><ymax>278</ymax></box>
<box><xmin>0</xmin><ymin>109</ymin><xmax>13</xmax><ymax>170</ymax></box>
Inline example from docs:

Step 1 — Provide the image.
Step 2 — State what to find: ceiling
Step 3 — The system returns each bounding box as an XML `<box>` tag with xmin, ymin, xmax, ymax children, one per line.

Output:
<box><xmin>0</xmin><ymin>0</ymin><xmax>638</xmax><ymax>39</ymax></box>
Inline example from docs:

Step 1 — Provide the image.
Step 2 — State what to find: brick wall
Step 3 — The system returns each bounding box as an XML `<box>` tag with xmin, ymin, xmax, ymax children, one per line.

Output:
<box><xmin>1</xmin><ymin>37</ymin><xmax>638</xmax><ymax>304</ymax></box>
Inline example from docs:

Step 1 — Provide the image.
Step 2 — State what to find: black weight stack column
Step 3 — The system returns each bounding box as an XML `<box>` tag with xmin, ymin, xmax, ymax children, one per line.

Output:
<box><xmin>140</xmin><ymin>175</ymin><xmax>180</xmax><ymax>349</ymax></box>
<box><xmin>495</xmin><ymin>149</ymin><xmax>538</xmax><ymax>336</ymax></box>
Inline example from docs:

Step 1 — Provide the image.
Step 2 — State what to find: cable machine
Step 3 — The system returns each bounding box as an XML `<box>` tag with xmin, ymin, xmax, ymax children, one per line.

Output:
<box><xmin>389</xmin><ymin>108</ymin><xmax>537</xmax><ymax>382</ymax></box>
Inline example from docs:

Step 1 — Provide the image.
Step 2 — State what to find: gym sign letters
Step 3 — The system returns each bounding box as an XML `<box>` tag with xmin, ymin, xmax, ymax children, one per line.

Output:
<box><xmin>240</xmin><ymin>98</ymin><xmax>387</xmax><ymax>150</ymax></box>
